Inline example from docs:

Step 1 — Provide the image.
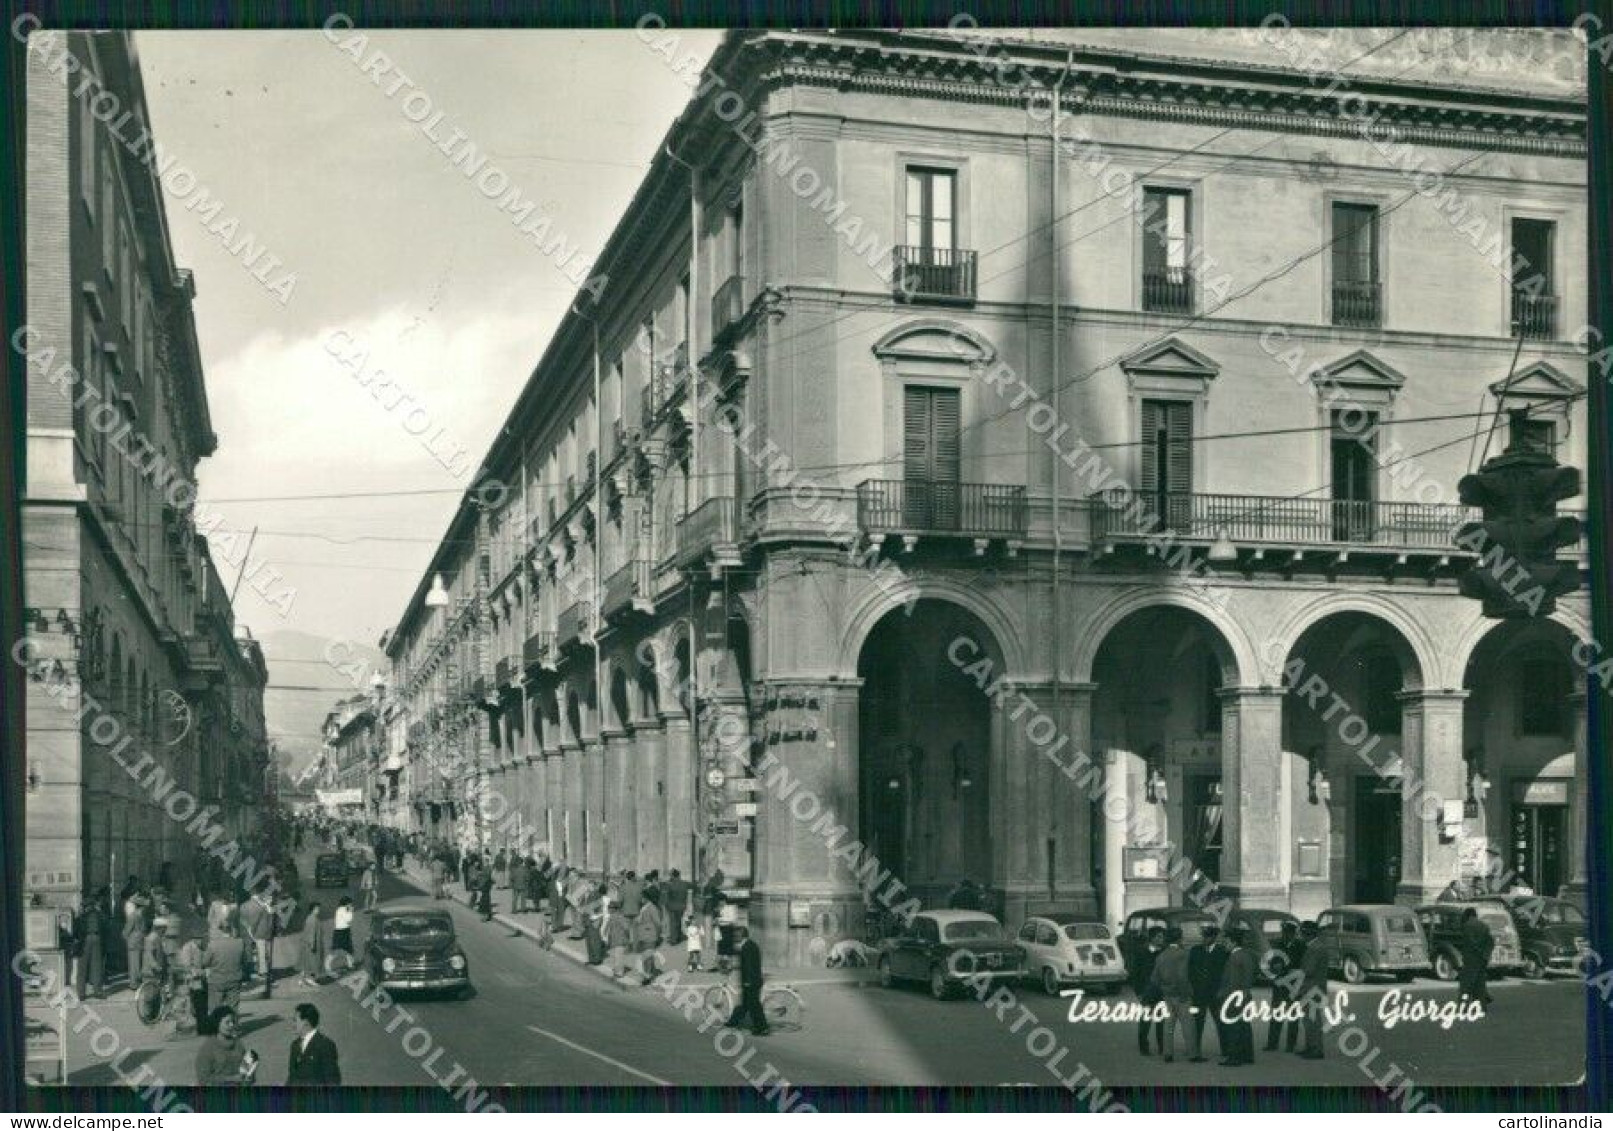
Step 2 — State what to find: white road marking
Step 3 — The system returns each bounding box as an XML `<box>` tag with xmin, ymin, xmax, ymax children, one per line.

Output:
<box><xmin>525</xmin><ymin>1024</ymin><xmax>673</xmax><ymax>1086</ymax></box>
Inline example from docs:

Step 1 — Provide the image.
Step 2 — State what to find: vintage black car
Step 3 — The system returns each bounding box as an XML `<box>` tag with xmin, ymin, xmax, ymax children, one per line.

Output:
<box><xmin>878</xmin><ymin>911</ymin><xmax>1023</xmax><ymax>1000</ymax></box>
<box><xmin>1474</xmin><ymin>894</ymin><xmax>1587</xmax><ymax>978</ymax></box>
<box><xmin>1117</xmin><ymin>907</ymin><xmax>1219</xmax><ymax>976</ymax></box>
<box><xmin>1415</xmin><ymin>902</ymin><xmax>1522</xmax><ymax>980</ymax></box>
<box><xmin>314</xmin><ymin>853</ymin><xmax>348</xmax><ymax>889</ymax></box>
<box><xmin>365</xmin><ymin>907</ymin><xmax>471</xmax><ymax>996</ymax></box>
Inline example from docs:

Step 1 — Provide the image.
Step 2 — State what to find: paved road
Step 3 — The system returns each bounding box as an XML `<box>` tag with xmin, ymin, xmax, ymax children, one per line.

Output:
<box><xmin>64</xmin><ymin>845</ymin><xmax>1589</xmax><ymax>1093</ymax></box>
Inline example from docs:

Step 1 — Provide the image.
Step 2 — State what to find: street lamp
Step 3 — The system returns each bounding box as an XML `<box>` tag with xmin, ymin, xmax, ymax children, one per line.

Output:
<box><xmin>425</xmin><ymin>574</ymin><xmax>450</xmax><ymax>608</ymax></box>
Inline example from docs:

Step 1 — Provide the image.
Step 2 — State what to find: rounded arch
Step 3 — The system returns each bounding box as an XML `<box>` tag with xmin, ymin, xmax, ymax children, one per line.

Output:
<box><xmin>1268</xmin><ymin>592</ymin><xmax>1441</xmax><ymax>690</ymax></box>
<box><xmin>1450</xmin><ymin>604</ymin><xmax>1589</xmax><ymax>687</ymax></box>
<box><xmin>870</xmin><ymin>318</ymin><xmax>997</xmax><ymax>365</ymax></box>
<box><xmin>1070</xmin><ymin>588</ymin><xmax>1259</xmax><ymax>686</ymax></box>
<box><xmin>837</xmin><ymin>577</ymin><xmax>1026</xmax><ymax>679</ymax></box>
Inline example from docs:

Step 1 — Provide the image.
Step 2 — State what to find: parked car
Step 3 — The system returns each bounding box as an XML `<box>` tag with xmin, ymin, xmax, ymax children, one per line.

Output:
<box><xmin>1474</xmin><ymin>894</ymin><xmax>1588</xmax><ymax>978</ymax></box>
<box><xmin>878</xmin><ymin>910</ymin><xmax>1023</xmax><ymax>1000</ymax></box>
<box><xmin>1014</xmin><ymin>914</ymin><xmax>1127</xmax><ymax>996</ymax></box>
<box><xmin>1415</xmin><ymin>903</ymin><xmax>1522</xmax><ymax>981</ymax></box>
<box><xmin>1117</xmin><ymin>908</ymin><xmax>1218</xmax><ymax>977</ymax></box>
<box><xmin>1312</xmin><ymin>904</ymin><xmax>1429</xmax><ymax>983</ymax></box>
<box><xmin>1223</xmin><ymin>908</ymin><xmax>1303</xmax><ymax>983</ymax></box>
<box><xmin>365</xmin><ymin>907</ymin><xmax>471</xmax><ymax>997</ymax></box>
<box><xmin>314</xmin><ymin>853</ymin><xmax>348</xmax><ymax>889</ymax></box>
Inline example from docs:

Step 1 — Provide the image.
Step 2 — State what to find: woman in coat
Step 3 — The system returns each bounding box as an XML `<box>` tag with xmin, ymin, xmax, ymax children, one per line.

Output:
<box><xmin>298</xmin><ymin>903</ymin><xmax>325</xmax><ymax>985</ymax></box>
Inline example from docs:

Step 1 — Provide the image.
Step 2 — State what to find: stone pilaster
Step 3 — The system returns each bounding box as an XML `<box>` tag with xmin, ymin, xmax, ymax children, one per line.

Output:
<box><xmin>1394</xmin><ymin>689</ymin><xmax>1468</xmax><ymax>906</ymax></box>
<box><xmin>1564</xmin><ymin>689</ymin><xmax>1589</xmax><ymax>902</ymax></box>
<box><xmin>663</xmin><ymin>712</ymin><xmax>695</xmax><ymax>878</ymax></box>
<box><xmin>583</xmin><ymin>736</ymin><xmax>605</xmax><ymax>873</ymax></box>
<box><xmin>602</xmin><ymin>727</ymin><xmax>633</xmax><ymax>874</ymax></box>
<box><xmin>751</xmin><ymin>679</ymin><xmax>863</xmax><ymax>968</ymax></box>
<box><xmin>635</xmin><ymin>719</ymin><xmax>668</xmax><ymax>878</ymax></box>
<box><xmin>1220</xmin><ymin>687</ymin><xmax>1289</xmax><ymax>910</ymax></box>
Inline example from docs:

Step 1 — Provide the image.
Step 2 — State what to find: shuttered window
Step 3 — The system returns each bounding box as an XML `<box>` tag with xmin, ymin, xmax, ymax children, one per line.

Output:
<box><xmin>903</xmin><ymin>386</ymin><xmax>961</xmax><ymax>529</ymax></box>
<box><xmin>1139</xmin><ymin>399</ymin><xmax>1192</xmax><ymax>495</ymax></box>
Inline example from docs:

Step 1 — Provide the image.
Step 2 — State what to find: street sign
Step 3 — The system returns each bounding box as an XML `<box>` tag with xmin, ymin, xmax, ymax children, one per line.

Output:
<box><xmin>733</xmin><ymin>802</ymin><xmax>758</xmax><ymax>817</ymax></box>
<box><xmin>709</xmin><ymin>819</ymin><xmax>740</xmax><ymax>836</ymax></box>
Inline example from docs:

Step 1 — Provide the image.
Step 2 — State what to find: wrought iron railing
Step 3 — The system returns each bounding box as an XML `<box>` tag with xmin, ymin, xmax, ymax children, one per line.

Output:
<box><xmin>856</xmin><ymin>479</ymin><xmax>1028</xmax><ymax>538</ymax></box>
<box><xmin>602</xmin><ymin>557</ymin><xmax>653</xmax><ymax>617</ymax></box>
<box><xmin>1511</xmin><ymin>292</ymin><xmax>1558</xmax><ymax>340</ymax></box>
<box><xmin>893</xmin><ymin>246</ymin><xmax>977</xmax><ymax>302</ymax></box>
<box><xmin>676</xmin><ymin>495</ymin><xmax>739</xmax><ymax>565</ymax></box>
<box><xmin>1142</xmin><ymin>267</ymin><xmax>1193</xmax><ymax>314</ymax></box>
<box><xmin>1091</xmin><ymin>491</ymin><xmax>1474</xmax><ymax>549</ymax></box>
<box><xmin>1332</xmin><ymin>279</ymin><xmax>1382</xmax><ymax>328</ymax></box>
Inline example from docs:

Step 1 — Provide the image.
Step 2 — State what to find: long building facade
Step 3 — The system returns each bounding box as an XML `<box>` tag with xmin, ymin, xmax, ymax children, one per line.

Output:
<box><xmin>22</xmin><ymin>31</ymin><xmax>271</xmax><ymax>912</ymax></box>
<box><xmin>384</xmin><ymin>28</ymin><xmax>1591</xmax><ymax>962</ymax></box>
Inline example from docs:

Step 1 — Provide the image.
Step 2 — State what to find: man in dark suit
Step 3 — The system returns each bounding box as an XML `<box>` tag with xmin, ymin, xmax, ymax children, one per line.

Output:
<box><xmin>1458</xmin><ymin>907</ymin><xmax>1495</xmax><ymax>1012</ymax></box>
<box><xmin>1218</xmin><ymin>925</ymin><xmax>1258</xmax><ymax>1066</ymax></box>
<box><xmin>1187</xmin><ymin>923</ymin><xmax>1227</xmax><ymax>1059</ymax></box>
<box><xmin>725</xmin><ymin>926</ymin><xmax>769</xmax><ymax>1036</ymax></box>
<box><xmin>287</xmin><ymin>1002</ymin><xmax>341</xmax><ymax>1085</ymax></box>
<box><xmin>1297</xmin><ymin>920</ymin><xmax>1329</xmax><ymax>1059</ymax></box>
<box><xmin>1264</xmin><ymin>920</ymin><xmax>1305</xmax><ymax>1052</ymax></box>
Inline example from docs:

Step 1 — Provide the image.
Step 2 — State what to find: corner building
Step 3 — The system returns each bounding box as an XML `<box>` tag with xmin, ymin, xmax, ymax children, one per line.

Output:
<box><xmin>386</xmin><ymin>29</ymin><xmax>1590</xmax><ymax>963</ymax></box>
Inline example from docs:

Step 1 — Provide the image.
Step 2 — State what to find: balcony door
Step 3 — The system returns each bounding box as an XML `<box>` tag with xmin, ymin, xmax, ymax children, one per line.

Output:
<box><xmin>903</xmin><ymin>385</ymin><xmax>961</xmax><ymax>530</ymax></box>
<box><xmin>1330</xmin><ymin>410</ymin><xmax>1377</xmax><ymax>541</ymax></box>
<box><xmin>1331</xmin><ymin>202</ymin><xmax>1381</xmax><ymax>327</ymax></box>
<box><xmin>1140</xmin><ymin>398</ymin><xmax>1192</xmax><ymax>530</ymax></box>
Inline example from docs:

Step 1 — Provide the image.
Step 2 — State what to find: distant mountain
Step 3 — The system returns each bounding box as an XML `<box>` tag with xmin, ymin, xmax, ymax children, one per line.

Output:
<box><xmin>257</xmin><ymin>629</ymin><xmax>386</xmax><ymax>778</ymax></box>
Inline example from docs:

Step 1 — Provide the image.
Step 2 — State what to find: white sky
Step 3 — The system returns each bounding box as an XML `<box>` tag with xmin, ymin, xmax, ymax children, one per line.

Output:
<box><xmin>135</xmin><ymin>29</ymin><xmax>723</xmax><ymax>650</ymax></box>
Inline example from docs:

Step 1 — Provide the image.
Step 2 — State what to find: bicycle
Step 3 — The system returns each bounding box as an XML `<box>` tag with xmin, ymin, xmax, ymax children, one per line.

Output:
<box><xmin>134</xmin><ymin>974</ymin><xmax>194</xmax><ymax>1035</ymax></box>
<box><xmin>700</xmin><ymin>979</ymin><xmax>805</xmax><ymax>1032</ymax></box>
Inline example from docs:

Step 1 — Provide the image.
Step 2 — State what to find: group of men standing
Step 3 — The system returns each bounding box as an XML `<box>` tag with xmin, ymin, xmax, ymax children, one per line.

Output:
<box><xmin>1129</xmin><ymin>921</ymin><xmax>1330</xmax><ymax>1067</ymax></box>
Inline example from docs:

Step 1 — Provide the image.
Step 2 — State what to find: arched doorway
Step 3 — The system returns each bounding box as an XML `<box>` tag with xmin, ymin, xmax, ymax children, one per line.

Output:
<box><xmin>1463</xmin><ymin>619</ymin><xmax>1582</xmax><ymax>897</ymax></box>
<box><xmin>857</xmin><ymin>599</ymin><xmax>998</xmax><ymax>907</ymax></box>
<box><xmin>1091</xmin><ymin>606</ymin><xmax>1240</xmax><ymax>916</ymax></box>
<box><xmin>1281</xmin><ymin>611</ymin><xmax>1424</xmax><ymax>907</ymax></box>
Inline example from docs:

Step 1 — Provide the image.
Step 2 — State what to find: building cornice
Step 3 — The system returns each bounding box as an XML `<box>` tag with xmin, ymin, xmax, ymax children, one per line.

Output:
<box><xmin>749</xmin><ymin>32</ymin><xmax>1584</xmax><ymax>159</ymax></box>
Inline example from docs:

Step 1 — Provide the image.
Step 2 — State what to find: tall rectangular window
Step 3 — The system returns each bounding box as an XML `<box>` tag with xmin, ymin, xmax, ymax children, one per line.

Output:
<box><xmin>1508</xmin><ymin>409</ymin><xmax>1555</xmax><ymax>455</ymax></box>
<box><xmin>1141</xmin><ymin>187</ymin><xmax>1192</xmax><ymax>313</ymax></box>
<box><xmin>1331</xmin><ymin>202</ymin><xmax>1380</xmax><ymax>327</ymax></box>
<box><xmin>905</xmin><ymin>168</ymin><xmax>956</xmax><ymax>253</ymax></box>
<box><xmin>1330</xmin><ymin>410</ymin><xmax>1378</xmax><ymax>540</ymax></box>
<box><xmin>902</xmin><ymin>385</ymin><xmax>961</xmax><ymax>529</ymax></box>
<box><xmin>1139</xmin><ymin>398</ymin><xmax>1192</xmax><ymax>526</ymax></box>
<box><xmin>1511</xmin><ymin>218</ymin><xmax>1556</xmax><ymax>339</ymax></box>
<box><xmin>79</xmin><ymin>95</ymin><xmax>96</xmax><ymax>206</ymax></box>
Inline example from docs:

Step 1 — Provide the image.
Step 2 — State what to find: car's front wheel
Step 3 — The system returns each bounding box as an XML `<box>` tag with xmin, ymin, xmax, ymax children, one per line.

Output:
<box><xmin>929</xmin><ymin>965</ymin><xmax>950</xmax><ymax>1000</ymax></box>
<box><xmin>1341</xmin><ymin>955</ymin><xmax>1366</xmax><ymax>984</ymax></box>
<box><xmin>1522</xmin><ymin>952</ymin><xmax>1546</xmax><ymax>980</ymax></box>
<box><xmin>879</xmin><ymin>957</ymin><xmax>895</xmax><ymax>989</ymax></box>
<box><xmin>1433</xmin><ymin>951</ymin><xmax>1459</xmax><ymax>981</ymax></box>
<box><xmin>1041</xmin><ymin>966</ymin><xmax>1062</xmax><ymax>996</ymax></box>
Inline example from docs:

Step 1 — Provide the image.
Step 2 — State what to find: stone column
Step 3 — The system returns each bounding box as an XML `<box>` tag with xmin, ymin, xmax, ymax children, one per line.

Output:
<box><xmin>1565</xmin><ymin>690</ymin><xmax>1589</xmax><ymax>902</ymax></box>
<box><xmin>560</xmin><ymin>738</ymin><xmax>582</xmax><ymax>866</ymax></box>
<box><xmin>635</xmin><ymin>717</ymin><xmax>667</xmax><ymax>877</ymax></box>
<box><xmin>662</xmin><ymin>711</ymin><xmax>695</xmax><ymax>878</ymax></box>
<box><xmin>752</xmin><ymin>679</ymin><xmax>863</xmax><ymax>967</ymax></box>
<box><xmin>1220</xmin><ymin>687</ymin><xmax>1289</xmax><ymax>909</ymax></box>
<box><xmin>1395</xmin><ymin>689</ymin><xmax>1467</xmax><ymax>906</ymax></box>
<box><xmin>602</xmin><ymin>726</ymin><xmax>632</xmax><ymax>874</ymax></box>
<box><xmin>583</xmin><ymin>734</ymin><xmax>605</xmax><ymax>874</ymax></box>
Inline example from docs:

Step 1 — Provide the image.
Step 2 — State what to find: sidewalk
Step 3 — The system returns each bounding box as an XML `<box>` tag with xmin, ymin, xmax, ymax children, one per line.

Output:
<box><xmin>398</xmin><ymin>858</ymin><xmax>878</xmax><ymax>989</ymax></box>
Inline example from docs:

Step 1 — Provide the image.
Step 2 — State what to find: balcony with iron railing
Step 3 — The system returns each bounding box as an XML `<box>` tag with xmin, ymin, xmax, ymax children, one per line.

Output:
<box><xmin>1091</xmin><ymin>492</ymin><xmax>1588</xmax><ymax>557</ymax></box>
<box><xmin>675</xmin><ymin>495</ymin><xmax>741</xmax><ymax>569</ymax></box>
<box><xmin>601</xmin><ymin>556</ymin><xmax>654</xmax><ymax>619</ymax></box>
<box><xmin>1142</xmin><ymin>267</ymin><xmax>1193</xmax><ymax>314</ymax></box>
<box><xmin>557</xmin><ymin>600</ymin><xmax>592</xmax><ymax>649</ymax></box>
<box><xmin>712</xmin><ymin>274</ymin><xmax>745</xmax><ymax>342</ymax></box>
<box><xmin>1511</xmin><ymin>291</ymin><xmax>1558</xmax><ymax>340</ymax></box>
<box><xmin>1332</xmin><ymin>279</ymin><xmax>1382</xmax><ymax>328</ymax></box>
<box><xmin>856</xmin><ymin>479</ymin><xmax>1028</xmax><ymax>541</ymax></box>
<box><xmin>893</xmin><ymin>246</ymin><xmax>976</xmax><ymax>303</ymax></box>
<box><xmin>522</xmin><ymin>630</ymin><xmax>557</xmax><ymax>671</ymax></box>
